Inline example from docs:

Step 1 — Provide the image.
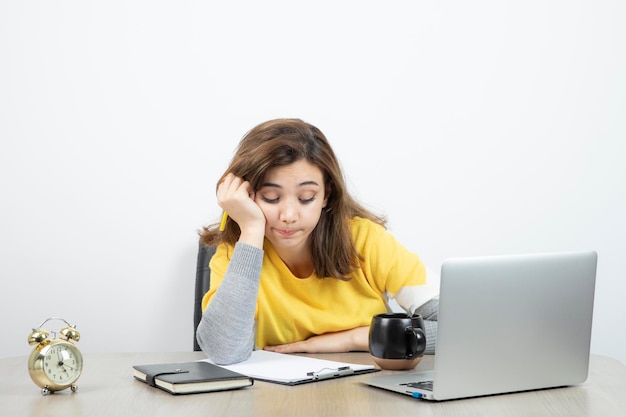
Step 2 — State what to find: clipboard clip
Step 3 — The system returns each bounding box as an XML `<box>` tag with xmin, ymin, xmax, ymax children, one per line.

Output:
<box><xmin>306</xmin><ymin>366</ymin><xmax>354</xmax><ymax>380</ymax></box>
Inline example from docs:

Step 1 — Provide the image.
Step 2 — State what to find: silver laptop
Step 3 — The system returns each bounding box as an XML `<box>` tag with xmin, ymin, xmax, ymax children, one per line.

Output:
<box><xmin>363</xmin><ymin>250</ymin><xmax>597</xmax><ymax>401</ymax></box>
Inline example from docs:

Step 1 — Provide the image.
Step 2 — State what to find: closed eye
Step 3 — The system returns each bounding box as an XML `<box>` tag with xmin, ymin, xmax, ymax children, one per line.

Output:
<box><xmin>260</xmin><ymin>195</ymin><xmax>317</xmax><ymax>204</ymax></box>
<box><xmin>260</xmin><ymin>195</ymin><xmax>279</xmax><ymax>204</ymax></box>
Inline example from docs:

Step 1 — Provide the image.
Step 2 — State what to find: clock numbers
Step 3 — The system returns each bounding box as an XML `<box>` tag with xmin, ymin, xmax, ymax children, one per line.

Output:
<box><xmin>40</xmin><ymin>345</ymin><xmax>81</xmax><ymax>382</ymax></box>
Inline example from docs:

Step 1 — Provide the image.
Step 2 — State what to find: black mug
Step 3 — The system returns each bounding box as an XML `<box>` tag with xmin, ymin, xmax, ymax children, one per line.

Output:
<box><xmin>369</xmin><ymin>313</ymin><xmax>427</xmax><ymax>370</ymax></box>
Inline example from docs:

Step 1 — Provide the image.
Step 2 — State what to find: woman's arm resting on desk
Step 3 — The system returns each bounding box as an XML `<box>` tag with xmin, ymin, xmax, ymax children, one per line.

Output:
<box><xmin>263</xmin><ymin>326</ymin><xmax>370</xmax><ymax>354</ymax></box>
<box><xmin>263</xmin><ymin>319</ymin><xmax>437</xmax><ymax>355</ymax></box>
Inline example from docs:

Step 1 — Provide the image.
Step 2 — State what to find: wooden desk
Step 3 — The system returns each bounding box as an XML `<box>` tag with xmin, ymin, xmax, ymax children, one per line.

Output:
<box><xmin>1</xmin><ymin>352</ymin><xmax>625</xmax><ymax>417</ymax></box>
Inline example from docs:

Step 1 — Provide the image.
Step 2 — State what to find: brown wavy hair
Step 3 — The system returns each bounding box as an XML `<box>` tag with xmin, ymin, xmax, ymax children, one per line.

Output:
<box><xmin>199</xmin><ymin>118</ymin><xmax>386</xmax><ymax>280</ymax></box>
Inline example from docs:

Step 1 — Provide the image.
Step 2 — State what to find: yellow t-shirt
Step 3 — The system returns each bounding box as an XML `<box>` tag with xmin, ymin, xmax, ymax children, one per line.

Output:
<box><xmin>202</xmin><ymin>216</ymin><xmax>426</xmax><ymax>348</ymax></box>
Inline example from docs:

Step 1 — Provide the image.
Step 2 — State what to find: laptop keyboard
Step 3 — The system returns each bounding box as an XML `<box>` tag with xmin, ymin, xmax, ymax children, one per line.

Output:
<box><xmin>402</xmin><ymin>380</ymin><xmax>434</xmax><ymax>391</ymax></box>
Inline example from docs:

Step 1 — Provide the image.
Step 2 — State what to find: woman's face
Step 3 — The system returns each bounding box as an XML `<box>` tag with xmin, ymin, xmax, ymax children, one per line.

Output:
<box><xmin>255</xmin><ymin>159</ymin><xmax>328</xmax><ymax>252</ymax></box>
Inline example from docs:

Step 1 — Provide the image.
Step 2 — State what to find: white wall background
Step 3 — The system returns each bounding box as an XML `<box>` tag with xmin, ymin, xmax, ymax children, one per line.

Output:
<box><xmin>1</xmin><ymin>1</ymin><xmax>624</xmax><ymax>363</ymax></box>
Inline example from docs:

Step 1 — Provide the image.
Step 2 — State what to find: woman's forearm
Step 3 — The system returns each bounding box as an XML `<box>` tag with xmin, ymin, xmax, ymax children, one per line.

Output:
<box><xmin>196</xmin><ymin>243</ymin><xmax>264</xmax><ymax>364</ymax></box>
<box><xmin>264</xmin><ymin>326</ymin><xmax>370</xmax><ymax>354</ymax></box>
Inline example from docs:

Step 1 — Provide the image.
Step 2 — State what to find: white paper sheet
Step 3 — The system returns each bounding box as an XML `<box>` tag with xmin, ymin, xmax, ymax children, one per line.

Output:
<box><xmin>202</xmin><ymin>350</ymin><xmax>377</xmax><ymax>385</ymax></box>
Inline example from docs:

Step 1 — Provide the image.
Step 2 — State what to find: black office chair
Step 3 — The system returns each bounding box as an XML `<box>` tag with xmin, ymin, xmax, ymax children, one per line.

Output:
<box><xmin>193</xmin><ymin>243</ymin><xmax>216</xmax><ymax>351</ymax></box>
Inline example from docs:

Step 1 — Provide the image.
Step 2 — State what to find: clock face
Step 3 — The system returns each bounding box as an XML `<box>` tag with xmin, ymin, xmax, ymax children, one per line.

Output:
<box><xmin>42</xmin><ymin>343</ymin><xmax>83</xmax><ymax>384</ymax></box>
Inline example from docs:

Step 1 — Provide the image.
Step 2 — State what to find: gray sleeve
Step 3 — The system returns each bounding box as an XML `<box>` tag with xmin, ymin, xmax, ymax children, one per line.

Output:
<box><xmin>415</xmin><ymin>298</ymin><xmax>438</xmax><ymax>355</ymax></box>
<box><xmin>195</xmin><ymin>242</ymin><xmax>264</xmax><ymax>365</ymax></box>
<box><xmin>423</xmin><ymin>320</ymin><xmax>437</xmax><ymax>355</ymax></box>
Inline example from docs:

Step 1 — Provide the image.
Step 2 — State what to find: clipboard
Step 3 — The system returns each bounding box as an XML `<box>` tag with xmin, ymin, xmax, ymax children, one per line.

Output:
<box><xmin>202</xmin><ymin>350</ymin><xmax>379</xmax><ymax>385</ymax></box>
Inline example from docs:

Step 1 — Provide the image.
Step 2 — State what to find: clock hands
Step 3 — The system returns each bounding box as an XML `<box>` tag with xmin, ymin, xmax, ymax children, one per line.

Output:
<box><xmin>61</xmin><ymin>362</ymin><xmax>78</xmax><ymax>372</ymax></box>
<box><xmin>54</xmin><ymin>348</ymin><xmax>78</xmax><ymax>374</ymax></box>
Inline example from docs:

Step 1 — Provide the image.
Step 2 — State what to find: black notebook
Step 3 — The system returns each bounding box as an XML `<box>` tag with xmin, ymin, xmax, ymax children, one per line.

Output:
<box><xmin>133</xmin><ymin>361</ymin><xmax>253</xmax><ymax>395</ymax></box>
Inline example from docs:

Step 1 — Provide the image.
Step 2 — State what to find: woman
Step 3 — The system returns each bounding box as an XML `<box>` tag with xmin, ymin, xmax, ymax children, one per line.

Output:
<box><xmin>196</xmin><ymin>118</ymin><xmax>437</xmax><ymax>365</ymax></box>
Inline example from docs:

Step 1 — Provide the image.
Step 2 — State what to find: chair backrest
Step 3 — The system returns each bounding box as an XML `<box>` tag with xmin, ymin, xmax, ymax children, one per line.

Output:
<box><xmin>193</xmin><ymin>243</ymin><xmax>216</xmax><ymax>351</ymax></box>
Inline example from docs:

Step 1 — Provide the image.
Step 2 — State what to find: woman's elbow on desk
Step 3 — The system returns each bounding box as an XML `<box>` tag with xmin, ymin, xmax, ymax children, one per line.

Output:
<box><xmin>196</xmin><ymin>337</ymin><xmax>252</xmax><ymax>365</ymax></box>
<box><xmin>196</xmin><ymin>322</ymin><xmax>254</xmax><ymax>365</ymax></box>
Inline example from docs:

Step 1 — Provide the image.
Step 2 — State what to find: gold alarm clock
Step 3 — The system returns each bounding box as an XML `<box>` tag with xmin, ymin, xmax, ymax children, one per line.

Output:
<box><xmin>27</xmin><ymin>317</ymin><xmax>83</xmax><ymax>395</ymax></box>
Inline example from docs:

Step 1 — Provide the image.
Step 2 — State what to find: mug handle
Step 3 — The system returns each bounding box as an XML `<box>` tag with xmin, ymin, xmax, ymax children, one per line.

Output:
<box><xmin>405</xmin><ymin>327</ymin><xmax>426</xmax><ymax>358</ymax></box>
